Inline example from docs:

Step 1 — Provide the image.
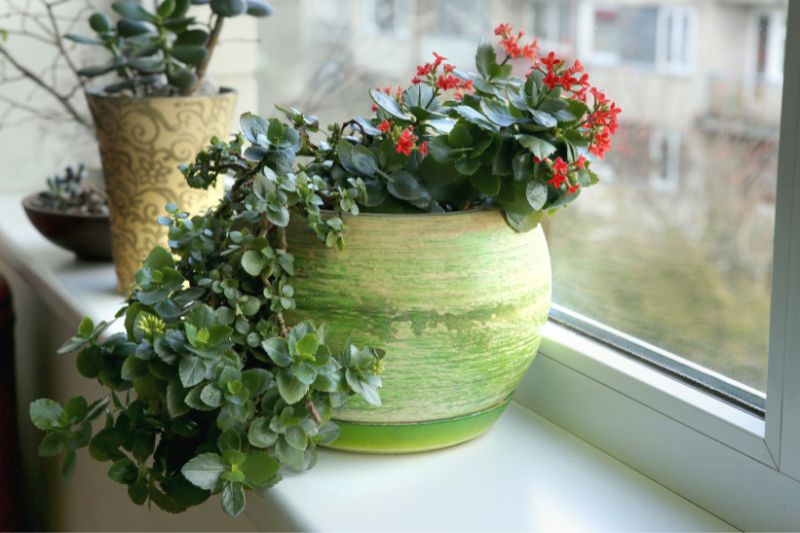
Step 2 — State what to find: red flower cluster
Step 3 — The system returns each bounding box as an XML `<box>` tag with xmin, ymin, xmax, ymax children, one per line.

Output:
<box><xmin>546</xmin><ymin>155</ymin><xmax>587</xmax><ymax>195</ymax></box>
<box><xmin>395</xmin><ymin>127</ymin><xmax>418</xmax><ymax>156</ymax></box>
<box><xmin>548</xmin><ymin>157</ymin><xmax>569</xmax><ymax>189</ymax></box>
<box><xmin>494</xmin><ymin>23</ymin><xmax>538</xmax><ymax>61</ymax></box>
<box><xmin>541</xmin><ymin>53</ymin><xmax>590</xmax><ymax>100</ymax></box>
<box><xmin>584</xmin><ymin>88</ymin><xmax>621</xmax><ymax>159</ymax></box>
<box><xmin>412</xmin><ymin>52</ymin><xmax>473</xmax><ymax>99</ymax></box>
<box><xmin>377</xmin><ymin>119</ymin><xmax>392</xmax><ymax>133</ymax></box>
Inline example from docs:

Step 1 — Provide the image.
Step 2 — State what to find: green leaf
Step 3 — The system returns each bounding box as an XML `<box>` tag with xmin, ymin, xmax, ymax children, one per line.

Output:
<box><xmin>241</xmin><ymin>368</ymin><xmax>272</xmax><ymax>397</ymax></box>
<box><xmin>505</xmin><ymin>210</ymin><xmax>544</xmax><ymax>232</ymax></box>
<box><xmin>171</xmin><ymin>45</ymin><xmax>208</xmax><ymax>67</ymax></box>
<box><xmin>294</xmin><ymin>333</ymin><xmax>319</xmax><ymax>359</ymax></box>
<box><xmin>108</xmin><ymin>458</ymin><xmax>138</xmax><ymax>484</ymax></box>
<box><xmin>247</xmin><ymin>417</ymin><xmax>277</xmax><ymax>448</ymax></box>
<box><xmin>64</xmin><ymin>34</ymin><xmax>104</xmax><ymax>45</ymax></box>
<box><xmin>245</xmin><ymin>0</ymin><xmax>274</xmax><ymax>17</ymax></box>
<box><xmin>427</xmin><ymin>135</ymin><xmax>453</xmax><ymax>162</ymax></box>
<box><xmin>174</xmin><ymin>29</ymin><xmax>209</xmax><ymax>47</ymax></box>
<box><xmin>387</xmin><ymin>171</ymin><xmax>427</xmax><ymax>203</ymax></box>
<box><xmin>30</xmin><ymin>399</ymin><xmax>65</xmax><ymax>430</ymax></box>
<box><xmin>453</xmin><ymin>106</ymin><xmax>499</xmax><ymax>132</ymax></box>
<box><xmin>144</xmin><ymin>246</ymin><xmax>174</xmax><ymax>270</ymax></box>
<box><xmin>480</xmin><ymin>98</ymin><xmax>518</xmax><ymax>127</ymax></box>
<box><xmin>117</xmin><ymin>18</ymin><xmax>152</xmax><ymax>37</ymax></box>
<box><xmin>39</xmin><ymin>431</ymin><xmax>67</xmax><ymax>457</ymax></box>
<box><xmin>222</xmin><ymin>449</ymin><xmax>247</xmax><ymax>466</ymax></box>
<box><xmin>166</xmin><ymin>63</ymin><xmax>196</xmax><ymax>91</ymax></box>
<box><xmin>78</xmin><ymin>316</ymin><xmax>94</xmax><ymax>338</ymax></box>
<box><xmin>470</xmin><ymin>172</ymin><xmax>501</xmax><ymax>196</ymax></box>
<box><xmin>210</xmin><ymin>0</ymin><xmax>247</xmax><ymax>17</ymax></box>
<box><xmin>111</xmin><ymin>1</ymin><xmax>157</xmax><ymax>22</ymax></box>
<box><xmin>179</xmin><ymin>356</ymin><xmax>207</xmax><ymax>387</ymax></box>
<box><xmin>512</xmin><ymin>151</ymin><xmax>532</xmax><ymax>182</ymax></box>
<box><xmin>448</xmin><ymin>120</ymin><xmax>472</xmax><ymax>148</ymax></box>
<box><xmin>262</xmin><ymin>337</ymin><xmax>292</xmax><ymax>367</ymax></box>
<box><xmin>221</xmin><ymin>481</ymin><xmax>246</xmax><ymax>517</ymax></box>
<box><xmin>167</xmin><ymin>380</ymin><xmax>190</xmax><ymax>417</ymax></box>
<box><xmin>276</xmin><ymin>369</ymin><xmax>309</xmax><ymax>405</ymax></box>
<box><xmin>350</xmin><ymin>145</ymin><xmax>378</xmax><ymax>176</ymax></box>
<box><xmin>241</xmin><ymin>450</ymin><xmax>279</xmax><ymax>487</ymax></box>
<box><xmin>200</xmin><ymin>383</ymin><xmax>223</xmax><ymax>407</ymax></box>
<box><xmin>475</xmin><ymin>41</ymin><xmax>498</xmax><ymax>79</ymax></box>
<box><xmin>89</xmin><ymin>13</ymin><xmax>112</xmax><ymax>33</ymax></box>
<box><xmin>241</xmin><ymin>250</ymin><xmax>266</xmax><ymax>276</ymax></box>
<box><xmin>515</xmin><ymin>135</ymin><xmax>557</xmax><ymax>160</ymax></box>
<box><xmin>157</xmin><ymin>0</ymin><xmax>176</xmax><ymax>17</ymax></box>
<box><xmin>369</xmin><ymin>89</ymin><xmax>409</xmax><ymax>121</ymax></box>
<box><xmin>181</xmin><ymin>453</ymin><xmax>225</xmax><ymax>490</ymax></box>
<box><xmin>525</xmin><ymin>181</ymin><xmax>548</xmax><ymax>211</ymax></box>
<box><xmin>285</xmin><ymin>426</ymin><xmax>307</xmax><ymax>450</ymax></box>
<box><xmin>218</xmin><ymin>429</ymin><xmax>241</xmax><ymax>452</ymax></box>
<box><xmin>528</xmin><ymin>109</ymin><xmax>558</xmax><ymax>129</ymax></box>
<box><xmin>64</xmin><ymin>396</ymin><xmax>88</xmax><ymax>422</ymax></box>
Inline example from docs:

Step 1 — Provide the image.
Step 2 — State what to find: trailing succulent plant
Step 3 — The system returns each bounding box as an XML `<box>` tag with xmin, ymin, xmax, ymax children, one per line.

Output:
<box><xmin>29</xmin><ymin>24</ymin><xmax>620</xmax><ymax>518</ymax></box>
<box><xmin>35</xmin><ymin>164</ymin><xmax>108</xmax><ymax>215</ymax></box>
<box><xmin>68</xmin><ymin>0</ymin><xmax>273</xmax><ymax>96</ymax></box>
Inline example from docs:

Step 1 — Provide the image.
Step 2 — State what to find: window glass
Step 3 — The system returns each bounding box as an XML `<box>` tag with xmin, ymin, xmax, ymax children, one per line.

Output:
<box><xmin>258</xmin><ymin>0</ymin><xmax>787</xmax><ymax>392</ymax></box>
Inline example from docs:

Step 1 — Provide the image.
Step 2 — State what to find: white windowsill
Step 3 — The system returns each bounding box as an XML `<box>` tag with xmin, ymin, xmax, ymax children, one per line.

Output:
<box><xmin>0</xmin><ymin>192</ymin><xmax>732</xmax><ymax>531</ymax></box>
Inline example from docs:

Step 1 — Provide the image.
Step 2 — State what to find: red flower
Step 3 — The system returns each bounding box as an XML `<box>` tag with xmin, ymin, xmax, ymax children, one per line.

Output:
<box><xmin>433</xmin><ymin>52</ymin><xmax>447</xmax><ymax>66</ymax></box>
<box><xmin>548</xmin><ymin>157</ymin><xmax>569</xmax><ymax>189</ymax></box>
<box><xmin>377</xmin><ymin>120</ymin><xmax>392</xmax><ymax>133</ymax></box>
<box><xmin>541</xmin><ymin>52</ymin><xmax>563</xmax><ymax>71</ymax></box>
<box><xmin>573</xmin><ymin>155</ymin><xmax>587</xmax><ymax>169</ymax></box>
<box><xmin>395</xmin><ymin>128</ymin><xmax>417</xmax><ymax>156</ymax></box>
<box><xmin>543</xmin><ymin>69</ymin><xmax>560</xmax><ymax>90</ymax></box>
<box><xmin>567</xmin><ymin>184</ymin><xmax>580</xmax><ymax>194</ymax></box>
<box><xmin>418</xmin><ymin>141</ymin><xmax>429</xmax><ymax>157</ymax></box>
<box><xmin>494</xmin><ymin>23</ymin><xmax>512</xmax><ymax>37</ymax></box>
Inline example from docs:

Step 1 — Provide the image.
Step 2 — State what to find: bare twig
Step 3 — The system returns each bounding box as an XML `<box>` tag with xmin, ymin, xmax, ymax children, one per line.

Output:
<box><xmin>0</xmin><ymin>44</ymin><xmax>90</xmax><ymax>128</ymax></box>
<box><xmin>42</xmin><ymin>0</ymin><xmax>85</xmax><ymax>89</ymax></box>
<box><xmin>189</xmin><ymin>13</ymin><xmax>223</xmax><ymax>95</ymax></box>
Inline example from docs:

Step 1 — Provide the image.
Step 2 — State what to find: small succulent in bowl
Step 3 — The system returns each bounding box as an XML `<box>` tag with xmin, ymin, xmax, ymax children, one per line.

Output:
<box><xmin>37</xmin><ymin>164</ymin><xmax>108</xmax><ymax>216</ymax></box>
<box><xmin>23</xmin><ymin>164</ymin><xmax>112</xmax><ymax>261</ymax></box>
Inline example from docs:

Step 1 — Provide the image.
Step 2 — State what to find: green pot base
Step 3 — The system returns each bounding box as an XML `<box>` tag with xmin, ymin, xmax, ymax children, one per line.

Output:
<box><xmin>324</xmin><ymin>396</ymin><xmax>513</xmax><ymax>454</ymax></box>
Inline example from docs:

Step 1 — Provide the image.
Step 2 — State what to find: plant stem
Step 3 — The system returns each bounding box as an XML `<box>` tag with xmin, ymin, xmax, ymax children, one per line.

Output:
<box><xmin>305</xmin><ymin>395</ymin><xmax>322</xmax><ymax>426</ymax></box>
<box><xmin>189</xmin><ymin>13</ymin><xmax>224</xmax><ymax>95</ymax></box>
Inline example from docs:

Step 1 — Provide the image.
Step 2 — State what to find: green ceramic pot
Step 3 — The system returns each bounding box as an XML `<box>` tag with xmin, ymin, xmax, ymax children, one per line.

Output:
<box><xmin>286</xmin><ymin>210</ymin><xmax>551</xmax><ymax>453</ymax></box>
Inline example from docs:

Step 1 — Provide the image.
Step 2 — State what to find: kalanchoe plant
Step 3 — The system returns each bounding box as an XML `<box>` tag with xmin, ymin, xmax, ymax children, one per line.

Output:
<box><xmin>34</xmin><ymin>164</ymin><xmax>108</xmax><ymax>215</ymax></box>
<box><xmin>29</xmin><ymin>110</ymin><xmax>385</xmax><ymax>518</ymax></box>
<box><xmin>68</xmin><ymin>0</ymin><xmax>274</xmax><ymax>96</ymax></box>
<box><xmin>296</xmin><ymin>22</ymin><xmax>621</xmax><ymax>231</ymax></box>
<box><xmin>29</xmin><ymin>24</ymin><xmax>621</xmax><ymax>519</ymax></box>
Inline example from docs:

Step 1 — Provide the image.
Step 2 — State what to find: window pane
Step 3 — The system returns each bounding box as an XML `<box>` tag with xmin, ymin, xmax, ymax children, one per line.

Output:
<box><xmin>258</xmin><ymin>0</ymin><xmax>786</xmax><ymax>393</ymax></box>
<box><xmin>548</xmin><ymin>2</ymin><xmax>786</xmax><ymax>392</ymax></box>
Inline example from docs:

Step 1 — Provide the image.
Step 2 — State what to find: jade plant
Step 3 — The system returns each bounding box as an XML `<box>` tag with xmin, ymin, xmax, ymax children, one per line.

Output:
<box><xmin>30</xmin><ymin>23</ymin><xmax>619</xmax><ymax>518</ymax></box>
<box><xmin>67</xmin><ymin>0</ymin><xmax>273</xmax><ymax>95</ymax></box>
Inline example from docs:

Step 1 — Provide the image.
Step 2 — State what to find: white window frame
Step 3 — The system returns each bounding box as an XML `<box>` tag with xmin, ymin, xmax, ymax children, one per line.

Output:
<box><xmin>656</xmin><ymin>6</ymin><xmax>695</xmax><ymax>74</ymax></box>
<box><xmin>516</xmin><ymin>2</ymin><xmax>800</xmax><ymax>529</ymax></box>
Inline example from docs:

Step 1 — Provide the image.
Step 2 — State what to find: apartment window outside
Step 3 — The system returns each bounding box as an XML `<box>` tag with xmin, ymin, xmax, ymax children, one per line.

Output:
<box><xmin>649</xmin><ymin>131</ymin><xmax>681</xmax><ymax>191</ymax></box>
<box><xmin>531</xmin><ymin>0</ymin><xmax>572</xmax><ymax>47</ymax></box>
<box><xmin>437</xmin><ymin>0</ymin><xmax>487</xmax><ymax>38</ymax></box>
<box><xmin>260</xmin><ymin>0</ymin><xmax>788</xmax><ymax>405</ymax></box>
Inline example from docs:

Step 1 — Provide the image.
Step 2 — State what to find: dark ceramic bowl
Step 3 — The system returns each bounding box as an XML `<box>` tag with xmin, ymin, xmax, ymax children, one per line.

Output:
<box><xmin>22</xmin><ymin>194</ymin><xmax>112</xmax><ymax>262</ymax></box>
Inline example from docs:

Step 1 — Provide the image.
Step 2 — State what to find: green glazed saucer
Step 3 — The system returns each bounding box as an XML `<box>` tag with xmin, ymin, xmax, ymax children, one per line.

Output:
<box><xmin>324</xmin><ymin>396</ymin><xmax>513</xmax><ymax>454</ymax></box>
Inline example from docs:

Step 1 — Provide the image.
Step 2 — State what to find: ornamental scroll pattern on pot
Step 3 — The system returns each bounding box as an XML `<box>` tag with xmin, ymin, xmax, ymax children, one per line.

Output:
<box><xmin>86</xmin><ymin>90</ymin><xmax>237</xmax><ymax>293</ymax></box>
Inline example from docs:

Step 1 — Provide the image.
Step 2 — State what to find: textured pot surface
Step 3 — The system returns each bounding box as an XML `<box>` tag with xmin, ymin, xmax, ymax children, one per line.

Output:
<box><xmin>287</xmin><ymin>210</ymin><xmax>551</xmax><ymax>452</ymax></box>
<box><xmin>86</xmin><ymin>88</ymin><xmax>236</xmax><ymax>293</ymax></box>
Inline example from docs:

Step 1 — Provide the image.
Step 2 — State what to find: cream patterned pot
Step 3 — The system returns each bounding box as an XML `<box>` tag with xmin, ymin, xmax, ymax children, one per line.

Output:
<box><xmin>287</xmin><ymin>210</ymin><xmax>551</xmax><ymax>453</ymax></box>
<box><xmin>86</xmin><ymin>88</ymin><xmax>236</xmax><ymax>293</ymax></box>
